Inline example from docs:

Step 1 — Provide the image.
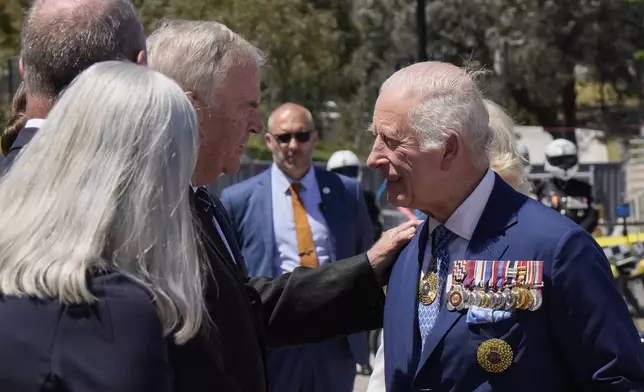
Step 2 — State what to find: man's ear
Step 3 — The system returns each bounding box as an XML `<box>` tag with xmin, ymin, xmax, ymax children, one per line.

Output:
<box><xmin>185</xmin><ymin>91</ymin><xmax>203</xmax><ymax>108</ymax></box>
<box><xmin>19</xmin><ymin>57</ymin><xmax>24</xmax><ymax>80</ymax></box>
<box><xmin>136</xmin><ymin>50</ymin><xmax>147</xmax><ymax>66</ymax></box>
<box><xmin>440</xmin><ymin>132</ymin><xmax>460</xmax><ymax>171</ymax></box>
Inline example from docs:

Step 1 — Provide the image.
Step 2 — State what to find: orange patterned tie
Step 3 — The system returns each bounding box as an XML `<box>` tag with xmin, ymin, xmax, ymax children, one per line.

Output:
<box><xmin>289</xmin><ymin>183</ymin><xmax>318</xmax><ymax>268</ymax></box>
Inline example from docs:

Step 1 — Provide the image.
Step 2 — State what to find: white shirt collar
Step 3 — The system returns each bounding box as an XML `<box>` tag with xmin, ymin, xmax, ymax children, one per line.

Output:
<box><xmin>271</xmin><ymin>163</ymin><xmax>317</xmax><ymax>194</ymax></box>
<box><xmin>428</xmin><ymin>169</ymin><xmax>495</xmax><ymax>241</ymax></box>
<box><xmin>25</xmin><ymin>118</ymin><xmax>45</xmax><ymax>129</ymax></box>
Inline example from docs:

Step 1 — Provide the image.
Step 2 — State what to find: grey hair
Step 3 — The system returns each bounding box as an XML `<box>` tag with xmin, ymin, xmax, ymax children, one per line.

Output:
<box><xmin>381</xmin><ymin>63</ymin><xmax>491</xmax><ymax>169</ymax></box>
<box><xmin>21</xmin><ymin>0</ymin><xmax>145</xmax><ymax>99</ymax></box>
<box><xmin>0</xmin><ymin>61</ymin><xmax>204</xmax><ymax>345</ymax></box>
<box><xmin>147</xmin><ymin>19</ymin><xmax>266</xmax><ymax>106</ymax></box>
<box><xmin>484</xmin><ymin>99</ymin><xmax>533</xmax><ymax>195</ymax></box>
<box><xmin>266</xmin><ymin>106</ymin><xmax>314</xmax><ymax>133</ymax></box>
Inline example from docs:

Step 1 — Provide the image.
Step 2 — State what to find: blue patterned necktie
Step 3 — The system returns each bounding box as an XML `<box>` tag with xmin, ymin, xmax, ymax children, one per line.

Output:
<box><xmin>418</xmin><ymin>224</ymin><xmax>456</xmax><ymax>349</ymax></box>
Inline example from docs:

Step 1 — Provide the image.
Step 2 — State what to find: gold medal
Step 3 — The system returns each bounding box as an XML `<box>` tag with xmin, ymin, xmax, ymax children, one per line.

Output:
<box><xmin>512</xmin><ymin>287</ymin><xmax>524</xmax><ymax>309</ymax></box>
<box><xmin>477</xmin><ymin>338</ymin><xmax>514</xmax><ymax>373</ymax></box>
<box><xmin>418</xmin><ymin>272</ymin><xmax>438</xmax><ymax>305</ymax></box>
<box><xmin>522</xmin><ymin>288</ymin><xmax>534</xmax><ymax>310</ymax></box>
<box><xmin>479</xmin><ymin>290</ymin><xmax>490</xmax><ymax>308</ymax></box>
<box><xmin>518</xmin><ymin>287</ymin><xmax>531</xmax><ymax>310</ymax></box>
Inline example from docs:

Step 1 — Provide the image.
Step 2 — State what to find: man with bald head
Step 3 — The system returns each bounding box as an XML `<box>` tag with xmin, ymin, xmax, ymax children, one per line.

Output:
<box><xmin>2</xmin><ymin>0</ymin><xmax>145</xmax><ymax>171</ymax></box>
<box><xmin>221</xmin><ymin>102</ymin><xmax>374</xmax><ymax>392</ymax></box>
<box><xmin>370</xmin><ymin>61</ymin><xmax>644</xmax><ymax>391</ymax></box>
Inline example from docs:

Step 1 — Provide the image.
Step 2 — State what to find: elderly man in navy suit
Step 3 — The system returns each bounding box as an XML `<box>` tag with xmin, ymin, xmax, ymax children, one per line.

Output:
<box><xmin>221</xmin><ymin>102</ymin><xmax>373</xmax><ymax>392</ymax></box>
<box><xmin>367</xmin><ymin>61</ymin><xmax>644</xmax><ymax>391</ymax></box>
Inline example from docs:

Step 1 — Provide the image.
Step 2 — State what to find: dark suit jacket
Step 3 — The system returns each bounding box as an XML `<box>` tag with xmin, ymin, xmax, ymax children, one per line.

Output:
<box><xmin>384</xmin><ymin>174</ymin><xmax>644</xmax><ymax>392</ymax></box>
<box><xmin>6</xmin><ymin>127</ymin><xmax>386</xmax><ymax>392</ymax></box>
<box><xmin>0</xmin><ymin>272</ymin><xmax>171</xmax><ymax>392</ymax></box>
<box><xmin>1</xmin><ymin>126</ymin><xmax>37</xmax><ymax>174</ymax></box>
<box><xmin>170</xmin><ymin>189</ymin><xmax>384</xmax><ymax>392</ymax></box>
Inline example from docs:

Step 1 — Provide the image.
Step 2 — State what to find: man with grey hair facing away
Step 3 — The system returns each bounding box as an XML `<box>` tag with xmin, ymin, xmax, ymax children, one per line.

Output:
<box><xmin>144</xmin><ymin>19</ymin><xmax>419</xmax><ymax>392</ymax></box>
<box><xmin>2</xmin><ymin>0</ymin><xmax>147</xmax><ymax>172</ymax></box>
<box><xmin>371</xmin><ymin>61</ymin><xmax>644</xmax><ymax>391</ymax></box>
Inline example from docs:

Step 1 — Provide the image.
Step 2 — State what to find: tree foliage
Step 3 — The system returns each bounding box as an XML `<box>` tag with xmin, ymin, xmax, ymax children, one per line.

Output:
<box><xmin>0</xmin><ymin>0</ymin><xmax>643</xmax><ymax>156</ymax></box>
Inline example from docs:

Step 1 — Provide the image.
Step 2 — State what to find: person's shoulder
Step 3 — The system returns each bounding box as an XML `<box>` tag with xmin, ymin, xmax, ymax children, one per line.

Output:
<box><xmin>319</xmin><ymin>168</ymin><xmax>361</xmax><ymax>192</ymax></box>
<box><xmin>221</xmin><ymin>169</ymin><xmax>269</xmax><ymax>199</ymax></box>
<box><xmin>55</xmin><ymin>271</ymin><xmax>171</xmax><ymax>391</ymax></box>
<box><xmin>81</xmin><ymin>271</ymin><xmax>160</xmax><ymax>331</ymax></box>
<box><xmin>515</xmin><ymin>196</ymin><xmax>583</xmax><ymax>241</ymax></box>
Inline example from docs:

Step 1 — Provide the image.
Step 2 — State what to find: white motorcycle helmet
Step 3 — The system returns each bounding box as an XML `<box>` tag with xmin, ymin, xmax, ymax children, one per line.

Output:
<box><xmin>544</xmin><ymin>138</ymin><xmax>579</xmax><ymax>180</ymax></box>
<box><xmin>327</xmin><ymin>150</ymin><xmax>362</xmax><ymax>180</ymax></box>
<box><xmin>516</xmin><ymin>141</ymin><xmax>531</xmax><ymax>176</ymax></box>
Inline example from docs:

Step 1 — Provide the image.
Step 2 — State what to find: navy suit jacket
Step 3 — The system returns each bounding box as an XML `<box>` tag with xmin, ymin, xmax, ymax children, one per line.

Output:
<box><xmin>221</xmin><ymin>167</ymin><xmax>374</xmax><ymax>388</ymax></box>
<box><xmin>384</xmin><ymin>174</ymin><xmax>644</xmax><ymax>392</ymax></box>
<box><xmin>0</xmin><ymin>272</ymin><xmax>171</xmax><ymax>392</ymax></box>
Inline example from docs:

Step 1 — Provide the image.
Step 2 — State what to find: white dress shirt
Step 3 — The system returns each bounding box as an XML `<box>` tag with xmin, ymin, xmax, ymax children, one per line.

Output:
<box><xmin>271</xmin><ymin>163</ymin><xmax>332</xmax><ymax>275</ymax></box>
<box><xmin>367</xmin><ymin>169</ymin><xmax>496</xmax><ymax>392</ymax></box>
<box><xmin>25</xmin><ymin>118</ymin><xmax>45</xmax><ymax>128</ymax></box>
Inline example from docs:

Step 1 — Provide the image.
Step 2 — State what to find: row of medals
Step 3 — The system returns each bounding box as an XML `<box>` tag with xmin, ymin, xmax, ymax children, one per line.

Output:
<box><xmin>445</xmin><ymin>283</ymin><xmax>542</xmax><ymax>312</ymax></box>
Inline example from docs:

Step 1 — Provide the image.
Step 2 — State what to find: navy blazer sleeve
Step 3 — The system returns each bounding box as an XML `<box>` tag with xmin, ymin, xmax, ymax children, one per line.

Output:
<box><xmin>547</xmin><ymin>227</ymin><xmax>644</xmax><ymax>389</ymax></box>
<box><xmin>52</xmin><ymin>275</ymin><xmax>172</xmax><ymax>392</ymax></box>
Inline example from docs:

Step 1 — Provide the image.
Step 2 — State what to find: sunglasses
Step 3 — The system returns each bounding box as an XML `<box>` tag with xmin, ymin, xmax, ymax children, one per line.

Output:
<box><xmin>271</xmin><ymin>131</ymin><xmax>313</xmax><ymax>144</ymax></box>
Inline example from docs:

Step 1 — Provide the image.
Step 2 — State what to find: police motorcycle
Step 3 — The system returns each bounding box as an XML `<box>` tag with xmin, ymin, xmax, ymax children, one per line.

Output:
<box><xmin>535</xmin><ymin>139</ymin><xmax>599</xmax><ymax>234</ymax></box>
<box><xmin>608</xmin><ymin>246</ymin><xmax>644</xmax><ymax>317</ymax></box>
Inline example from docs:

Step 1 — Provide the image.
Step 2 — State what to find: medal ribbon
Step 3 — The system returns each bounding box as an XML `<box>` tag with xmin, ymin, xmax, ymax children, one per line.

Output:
<box><xmin>517</xmin><ymin>260</ymin><xmax>527</xmax><ymax>285</ymax></box>
<box><xmin>465</xmin><ymin>260</ymin><xmax>476</xmax><ymax>288</ymax></box>
<box><xmin>525</xmin><ymin>261</ymin><xmax>534</xmax><ymax>288</ymax></box>
<box><xmin>474</xmin><ymin>261</ymin><xmax>484</xmax><ymax>289</ymax></box>
<box><xmin>534</xmin><ymin>260</ymin><xmax>543</xmax><ymax>288</ymax></box>
<box><xmin>507</xmin><ymin>260</ymin><xmax>516</xmax><ymax>286</ymax></box>
<box><xmin>496</xmin><ymin>260</ymin><xmax>506</xmax><ymax>289</ymax></box>
<box><xmin>486</xmin><ymin>260</ymin><xmax>495</xmax><ymax>289</ymax></box>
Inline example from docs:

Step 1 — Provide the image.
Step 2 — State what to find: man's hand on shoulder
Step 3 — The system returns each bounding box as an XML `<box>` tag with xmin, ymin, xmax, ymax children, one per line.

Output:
<box><xmin>367</xmin><ymin>219</ymin><xmax>422</xmax><ymax>285</ymax></box>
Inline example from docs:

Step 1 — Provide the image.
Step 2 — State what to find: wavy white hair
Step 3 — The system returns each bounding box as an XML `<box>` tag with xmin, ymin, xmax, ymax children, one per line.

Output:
<box><xmin>484</xmin><ymin>99</ymin><xmax>533</xmax><ymax>195</ymax></box>
<box><xmin>381</xmin><ymin>62</ymin><xmax>491</xmax><ymax>169</ymax></box>
<box><xmin>0</xmin><ymin>61</ymin><xmax>204</xmax><ymax>344</ymax></box>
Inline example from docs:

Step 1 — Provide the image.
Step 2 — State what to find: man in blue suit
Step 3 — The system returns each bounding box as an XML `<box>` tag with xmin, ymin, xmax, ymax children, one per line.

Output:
<box><xmin>221</xmin><ymin>102</ymin><xmax>373</xmax><ymax>392</ymax></box>
<box><xmin>366</xmin><ymin>61</ymin><xmax>644</xmax><ymax>391</ymax></box>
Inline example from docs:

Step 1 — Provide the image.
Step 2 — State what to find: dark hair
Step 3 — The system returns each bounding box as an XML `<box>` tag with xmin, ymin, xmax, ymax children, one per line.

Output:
<box><xmin>20</xmin><ymin>0</ymin><xmax>145</xmax><ymax>98</ymax></box>
<box><xmin>2</xmin><ymin>82</ymin><xmax>28</xmax><ymax>155</ymax></box>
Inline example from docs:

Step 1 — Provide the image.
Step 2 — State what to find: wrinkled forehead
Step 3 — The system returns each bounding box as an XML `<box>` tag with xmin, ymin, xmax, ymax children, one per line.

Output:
<box><xmin>371</xmin><ymin>91</ymin><xmax>417</xmax><ymax>140</ymax></box>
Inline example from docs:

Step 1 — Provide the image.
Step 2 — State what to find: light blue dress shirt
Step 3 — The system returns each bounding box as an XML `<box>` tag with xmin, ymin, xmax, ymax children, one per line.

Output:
<box><xmin>271</xmin><ymin>163</ymin><xmax>332</xmax><ymax>275</ymax></box>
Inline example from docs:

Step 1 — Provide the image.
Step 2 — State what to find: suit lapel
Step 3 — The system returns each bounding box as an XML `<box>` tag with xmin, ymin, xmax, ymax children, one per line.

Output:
<box><xmin>384</xmin><ymin>218</ymin><xmax>428</xmax><ymax>389</ymax></box>
<box><xmin>191</xmin><ymin>188</ymin><xmax>245</xmax><ymax>281</ymax></box>
<box><xmin>415</xmin><ymin>175</ymin><xmax>519</xmax><ymax>376</ymax></box>
<box><xmin>314</xmin><ymin>168</ymin><xmax>340</xmax><ymax>259</ymax></box>
<box><xmin>256</xmin><ymin>170</ymin><xmax>276</xmax><ymax>276</ymax></box>
<box><xmin>209</xmin><ymin>193</ymin><xmax>249</xmax><ymax>276</ymax></box>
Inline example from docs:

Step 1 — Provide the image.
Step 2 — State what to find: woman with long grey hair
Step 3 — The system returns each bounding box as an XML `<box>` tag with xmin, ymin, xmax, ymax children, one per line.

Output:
<box><xmin>0</xmin><ymin>61</ymin><xmax>204</xmax><ymax>391</ymax></box>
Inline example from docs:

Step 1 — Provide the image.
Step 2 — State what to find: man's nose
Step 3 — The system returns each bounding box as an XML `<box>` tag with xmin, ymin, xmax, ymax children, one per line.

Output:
<box><xmin>367</xmin><ymin>144</ymin><xmax>384</xmax><ymax>169</ymax></box>
<box><xmin>288</xmin><ymin>136</ymin><xmax>300</xmax><ymax>150</ymax></box>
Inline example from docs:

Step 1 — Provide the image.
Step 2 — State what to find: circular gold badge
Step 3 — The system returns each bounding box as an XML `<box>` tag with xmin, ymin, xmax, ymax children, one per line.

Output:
<box><xmin>476</xmin><ymin>338</ymin><xmax>513</xmax><ymax>373</ymax></box>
